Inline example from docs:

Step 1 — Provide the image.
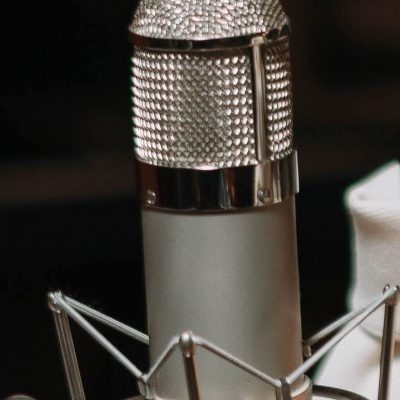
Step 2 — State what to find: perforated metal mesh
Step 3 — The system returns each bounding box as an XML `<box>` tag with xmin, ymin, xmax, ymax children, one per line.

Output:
<box><xmin>132</xmin><ymin>49</ymin><xmax>256</xmax><ymax>168</ymax></box>
<box><xmin>265</xmin><ymin>38</ymin><xmax>293</xmax><ymax>160</ymax></box>
<box><xmin>131</xmin><ymin>37</ymin><xmax>294</xmax><ymax>168</ymax></box>
<box><xmin>130</xmin><ymin>0</ymin><xmax>289</xmax><ymax>40</ymax></box>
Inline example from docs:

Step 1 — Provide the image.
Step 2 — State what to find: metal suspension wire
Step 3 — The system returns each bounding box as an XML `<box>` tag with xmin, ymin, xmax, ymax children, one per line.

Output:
<box><xmin>45</xmin><ymin>285</ymin><xmax>399</xmax><ymax>400</ymax></box>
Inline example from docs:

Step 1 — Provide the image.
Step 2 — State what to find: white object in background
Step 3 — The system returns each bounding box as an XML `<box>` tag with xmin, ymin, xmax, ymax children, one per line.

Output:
<box><xmin>317</xmin><ymin>161</ymin><xmax>400</xmax><ymax>399</ymax></box>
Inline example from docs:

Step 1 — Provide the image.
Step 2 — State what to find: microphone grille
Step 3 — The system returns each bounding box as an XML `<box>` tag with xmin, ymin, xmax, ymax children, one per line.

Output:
<box><xmin>132</xmin><ymin>38</ymin><xmax>293</xmax><ymax>169</ymax></box>
<box><xmin>131</xmin><ymin>0</ymin><xmax>289</xmax><ymax>41</ymax></box>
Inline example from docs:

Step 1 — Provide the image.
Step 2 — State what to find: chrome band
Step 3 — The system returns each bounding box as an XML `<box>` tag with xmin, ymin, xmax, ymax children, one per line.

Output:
<box><xmin>129</xmin><ymin>25</ymin><xmax>290</xmax><ymax>52</ymax></box>
<box><xmin>137</xmin><ymin>151</ymin><xmax>299</xmax><ymax>212</ymax></box>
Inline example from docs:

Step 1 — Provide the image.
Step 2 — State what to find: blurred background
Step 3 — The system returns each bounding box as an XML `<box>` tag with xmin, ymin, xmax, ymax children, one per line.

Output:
<box><xmin>0</xmin><ymin>0</ymin><xmax>399</xmax><ymax>399</ymax></box>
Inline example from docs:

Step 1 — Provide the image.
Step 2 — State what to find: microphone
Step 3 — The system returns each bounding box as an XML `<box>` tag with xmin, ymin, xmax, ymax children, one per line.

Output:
<box><xmin>129</xmin><ymin>1</ymin><xmax>310</xmax><ymax>399</ymax></box>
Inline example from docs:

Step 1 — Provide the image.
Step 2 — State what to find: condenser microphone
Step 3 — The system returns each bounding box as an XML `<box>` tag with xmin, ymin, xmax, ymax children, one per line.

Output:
<box><xmin>129</xmin><ymin>1</ymin><xmax>310</xmax><ymax>400</ymax></box>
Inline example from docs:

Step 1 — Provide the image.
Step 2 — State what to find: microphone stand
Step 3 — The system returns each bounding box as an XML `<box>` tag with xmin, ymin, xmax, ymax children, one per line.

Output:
<box><xmin>43</xmin><ymin>285</ymin><xmax>398</xmax><ymax>400</ymax></box>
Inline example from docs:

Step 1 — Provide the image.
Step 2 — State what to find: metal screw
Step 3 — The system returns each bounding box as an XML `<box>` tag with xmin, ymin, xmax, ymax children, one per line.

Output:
<box><xmin>258</xmin><ymin>189</ymin><xmax>271</xmax><ymax>204</ymax></box>
<box><xmin>146</xmin><ymin>190</ymin><xmax>157</xmax><ymax>206</ymax></box>
<box><xmin>302</xmin><ymin>342</ymin><xmax>312</xmax><ymax>359</ymax></box>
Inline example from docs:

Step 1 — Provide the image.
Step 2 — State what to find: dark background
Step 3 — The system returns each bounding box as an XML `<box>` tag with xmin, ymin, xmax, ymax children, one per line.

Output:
<box><xmin>0</xmin><ymin>0</ymin><xmax>399</xmax><ymax>399</ymax></box>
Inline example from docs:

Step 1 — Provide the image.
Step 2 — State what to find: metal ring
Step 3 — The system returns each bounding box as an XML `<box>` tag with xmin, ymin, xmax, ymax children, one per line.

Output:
<box><xmin>129</xmin><ymin>25</ymin><xmax>290</xmax><ymax>52</ymax></box>
<box><xmin>136</xmin><ymin>151</ymin><xmax>299</xmax><ymax>212</ymax></box>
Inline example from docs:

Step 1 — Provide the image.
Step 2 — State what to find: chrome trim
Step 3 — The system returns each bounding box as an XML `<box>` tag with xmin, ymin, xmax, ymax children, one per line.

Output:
<box><xmin>251</xmin><ymin>36</ymin><xmax>269</xmax><ymax>161</ymax></box>
<box><xmin>137</xmin><ymin>151</ymin><xmax>299</xmax><ymax>211</ymax></box>
<box><xmin>129</xmin><ymin>26</ymin><xmax>290</xmax><ymax>52</ymax></box>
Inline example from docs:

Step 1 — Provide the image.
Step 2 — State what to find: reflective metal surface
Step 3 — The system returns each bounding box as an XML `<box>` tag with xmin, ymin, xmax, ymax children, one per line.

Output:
<box><xmin>251</xmin><ymin>36</ymin><xmax>269</xmax><ymax>161</ymax></box>
<box><xmin>64</xmin><ymin>295</ymin><xmax>149</xmax><ymax>345</ymax></box>
<box><xmin>288</xmin><ymin>287</ymin><xmax>397</xmax><ymax>385</ymax></box>
<box><xmin>130</xmin><ymin>28</ymin><xmax>290</xmax><ymax>52</ymax></box>
<box><xmin>137</xmin><ymin>151</ymin><xmax>298</xmax><ymax>211</ymax></box>
<box><xmin>131</xmin><ymin>0</ymin><xmax>295</xmax><ymax>211</ymax></box>
<box><xmin>51</xmin><ymin>292</ymin><xmax>143</xmax><ymax>380</ymax></box>
<box><xmin>47</xmin><ymin>287</ymin><xmax>399</xmax><ymax>400</ymax></box>
<box><xmin>131</xmin><ymin>36</ymin><xmax>293</xmax><ymax>170</ymax></box>
<box><xmin>130</xmin><ymin>0</ymin><xmax>288</xmax><ymax>41</ymax></box>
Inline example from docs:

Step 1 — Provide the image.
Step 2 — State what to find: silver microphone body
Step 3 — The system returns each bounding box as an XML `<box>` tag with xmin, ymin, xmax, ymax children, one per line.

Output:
<box><xmin>142</xmin><ymin>200</ymin><xmax>304</xmax><ymax>400</ymax></box>
<box><xmin>130</xmin><ymin>1</ymin><xmax>309</xmax><ymax>399</ymax></box>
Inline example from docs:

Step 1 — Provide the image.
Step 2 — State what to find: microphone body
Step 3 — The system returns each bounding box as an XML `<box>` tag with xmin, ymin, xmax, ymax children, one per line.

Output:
<box><xmin>130</xmin><ymin>1</ymin><xmax>310</xmax><ymax>399</ymax></box>
<box><xmin>142</xmin><ymin>200</ymin><xmax>303</xmax><ymax>400</ymax></box>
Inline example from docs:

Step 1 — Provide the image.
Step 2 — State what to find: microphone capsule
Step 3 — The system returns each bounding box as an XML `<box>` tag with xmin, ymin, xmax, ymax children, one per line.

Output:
<box><xmin>130</xmin><ymin>0</ymin><xmax>298</xmax><ymax>212</ymax></box>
